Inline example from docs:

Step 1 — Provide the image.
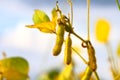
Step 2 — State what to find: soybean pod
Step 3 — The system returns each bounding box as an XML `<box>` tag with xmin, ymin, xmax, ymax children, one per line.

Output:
<box><xmin>53</xmin><ymin>19</ymin><xmax>65</xmax><ymax>56</ymax></box>
<box><xmin>87</xmin><ymin>41</ymin><xmax>97</xmax><ymax>71</ymax></box>
<box><xmin>64</xmin><ymin>34</ymin><xmax>72</xmax><ymax>65</ymax></box>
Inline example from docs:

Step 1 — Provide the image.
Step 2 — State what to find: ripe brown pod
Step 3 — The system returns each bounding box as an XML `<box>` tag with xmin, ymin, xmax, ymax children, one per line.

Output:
<box><xmin>64</xmin><ymin>34</ymin><xmax>72</xmax><ymax>65</ymax></box>
<box><xmin>87</xmin><ymin>41</ymin><xmax>97</xmax><ymax>71</ymax></box>
<box><xmin>53</xmin><ymin>22</ymin><xmax>65</xmax><ymax>56</ymax></box>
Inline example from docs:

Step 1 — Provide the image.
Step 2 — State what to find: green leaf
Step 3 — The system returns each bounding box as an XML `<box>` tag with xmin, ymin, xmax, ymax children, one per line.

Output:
<box><xmin>48</xmin><ymin>69</ymin><xmax>59</xmax><ymax>79</ymax></box>
<box><xmin>0</xmin><ymin>57</ymin><xmax>29</xmax><ymax>80</ymax></box>
<box><xmin>33</xmin><ymin>10</ymin><xmax>50</xmax><ymax>24</ymax></box>
<box><xmin>116</xmin><ymin>0</ymin><xmax>120</xmax><ymax>10</ymax></box>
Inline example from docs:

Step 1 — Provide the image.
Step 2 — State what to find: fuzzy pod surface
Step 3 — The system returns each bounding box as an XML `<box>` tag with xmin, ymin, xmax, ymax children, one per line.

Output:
<box><xmin>64</xmin><ymin>35</ymin><xmax>72</xmax><ymax>65</ymax></box>
<box><xmin>53</xmin><ymin>22</ymin><xmax>65</xmax><ymax>56</ymax></box>
<box><xmin>87</xmin><ymin>41</ymin><xmax>97</xmax><ymax>71</ymax></box>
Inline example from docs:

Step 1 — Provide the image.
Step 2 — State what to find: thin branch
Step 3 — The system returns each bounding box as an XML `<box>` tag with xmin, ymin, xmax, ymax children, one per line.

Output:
<box><xmin>56</xmin><ymin>1</ymin><xmax>62</xmax><ymax>17</ymax></box>
<box><xmin>72</xmin><ymin>31</ymin><xmax>86</xmax><ymax>43</ymax></box>
<box><xmin>72</xmin><ymin>47</ymin><xmax>88</xmax><ymax>64</ymax></box>
<box><xmin>94</xmin><ymin>71</ymin><xmax>100</xmax><ymax>80</ymax></box>
<box><xmin>87</xmin><ymin>0</ymin><xmax>90</xmax><ymax>40</ymax></box>
<box><xmin>67</xmin><ymin>0</ymin><xmax>73</xmax><ymax>26</ymax></box>
<box><xmin>105</xmin><ymin>42</ymin><xmax>118</xmax><ymax>74</ymax></box>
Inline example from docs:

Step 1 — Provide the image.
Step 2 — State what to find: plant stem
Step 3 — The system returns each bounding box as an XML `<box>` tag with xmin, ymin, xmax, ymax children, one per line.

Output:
<box><xmin>67</xmin><ymin>1</ymin><xmax>100</xmax><ymax>79</ymax></box>
<box><xmin>67</xmin><ymin>0</ymin><xmax>73</xmax><ymax>26</ymax></box>
<box><xmin>87</xmin><ymin>0</ymin><xmax>90</xmax><ymax>40</ymax></box>
<box><xmin>105</xmin><ymin>42</ymin><xmax>117</xmax><ymax>72</ymax></box>
<box><xmin>105</xmin><ymin>42</ymin><xmax>118</xmax><ymax>79</ymax></box>
<box><xmin>94</xmin><ymin>71</ymin><xmax>100</xmax><ymax>80</ymax></box>
<box><xmin>72</xmin><ymin>31</ymin><xmax>86</xmax><ymax>43</ymax></box>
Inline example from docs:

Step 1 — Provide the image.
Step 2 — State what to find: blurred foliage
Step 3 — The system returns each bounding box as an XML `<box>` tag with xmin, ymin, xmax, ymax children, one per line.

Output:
<box><xmin>117</xmin><ymin>42</ymin><xmax>120</xmax><ymax>57</ymax></box>
<box><xmin>79</xmin><ymin>67</ymin><xmax>95</xmax><ymax>80</ymax></box>
<box><xmin>48</xmin><ymin>69</ymin><xmax>59</xmax><ymax>80</ymax></box>
<box><xmin>38</xmin><ymin>63</ymin><xmax>76</xmax><ymax>80</ymax></box>
<box><xmin>95</xmin><ymin>19</ymin><xmax>120</xmax><ymax>79</ymax></box>
<box><xmin>0</xmin><ymin>57</ymin><xmax>29</xmax><ymax>80</ymax></box>
<box><xmin>38</xmin><ymin>69</ymin><xmax>60</xmax><ymax>80</ymax></box>
<box><xmin>95</xmin><ymin>19</ymin><xmax>110</xmax><ymax>43</ymax></box>
<box><xmin>116</xmin><ymin>0</ymin><xmax>120</xmax><ymax>10</ymax></box>
<box><xmin>58</xmin><ymin>63</ymin><xmax>75</xmax><ymax>80</ymax></box>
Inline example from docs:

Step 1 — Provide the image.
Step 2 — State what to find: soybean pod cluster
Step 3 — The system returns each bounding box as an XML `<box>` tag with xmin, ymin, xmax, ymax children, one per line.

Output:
<box><xmin>52</xmin><ymin>7</ymin><xmax>73</xmax><ymax>65</ymax></box>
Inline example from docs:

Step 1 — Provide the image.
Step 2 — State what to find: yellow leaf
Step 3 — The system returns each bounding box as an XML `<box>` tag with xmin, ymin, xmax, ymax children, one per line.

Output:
<box><xmin>79</xmin><ymin>71</ymin><xmax>95</xmax><ymax>80</ymax></box>
<box><xmin>26</xmin><ymin>22</ymin><xmax>56</xmax><ymax>33</ymax></box>
<box><xmin>58</xmin><ymin>63</ymin><xmax>74</xmax><ymax>80</ymax></box>
<box><xmin>117</xmin><ymin>42</ymin><xmax>120</xmax><ymax>57</ymax></box>
<box><xmin>81</xmin><ymin>67</ymin><xmax>93</xmax><ymax>80</ymax></box>
<box><xmin>95</xmin><ymin>19</ymin><xmax>110</xmax><ymax>43</ymax></box>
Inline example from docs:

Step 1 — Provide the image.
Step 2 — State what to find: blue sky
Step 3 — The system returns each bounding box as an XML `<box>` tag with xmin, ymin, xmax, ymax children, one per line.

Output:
<box><xmin>0</xmin><ymin>0</ymin><xmax>120</xmax><ymax>80</ymax></box>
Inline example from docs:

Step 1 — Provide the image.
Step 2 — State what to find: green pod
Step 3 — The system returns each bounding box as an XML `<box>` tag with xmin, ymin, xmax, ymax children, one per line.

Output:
<box><xmin>81</xmin><ymin>66</ymin><xmax>93</xmax><ymax>80</ymax></box>
<box><xmin>87</xmin><ymin>41</ymin><xmax>97</xmax><ymax>71</ymax></box>
<box><xmin>53</xmin><ymin>45</ymin><xmax>62</xmax><ymax>56</ymax></box>
<box><xmin>64</xmin><ymin>35</ymin><xmax>72</xmax><ymax>65</ymax></box>
<box><xmin>56</xmin><ymin>23</ymin><xmax>65</xmax><ymax>37</ymax></box>
<box><xmin>53</xmin><ymin>23</ymin><xmax>65</xmax><ymax>56</ymax></box>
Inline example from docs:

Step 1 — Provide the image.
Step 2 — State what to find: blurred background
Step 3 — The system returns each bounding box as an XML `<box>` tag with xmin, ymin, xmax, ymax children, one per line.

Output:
<box><xmin>0</xmin><ymin>0</ymin><xmax>120</xmax><ymax>80</ymax></box>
